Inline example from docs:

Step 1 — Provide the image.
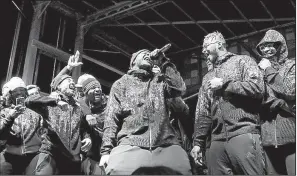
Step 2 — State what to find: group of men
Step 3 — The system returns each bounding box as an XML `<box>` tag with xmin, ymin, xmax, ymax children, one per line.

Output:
<box><xmin>0</xmin><ymin>29</ymin><xmax>295</xmax><ymax>175</ymax></box>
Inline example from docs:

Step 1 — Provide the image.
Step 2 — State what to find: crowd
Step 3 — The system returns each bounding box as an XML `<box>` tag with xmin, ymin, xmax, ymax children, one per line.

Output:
<box><xmin>0</xmin><ymin>29</ymin><xmax>295</xmax><ymax>175</ymax></box>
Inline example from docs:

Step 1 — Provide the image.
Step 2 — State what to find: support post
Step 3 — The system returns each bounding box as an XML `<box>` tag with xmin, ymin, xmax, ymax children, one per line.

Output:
<box><xmin>22</xmin><ymin>3</ymin><xmax>44</xmax><ymax>85</ymax></box>
<box><xmin>7</xmin><ymin>1</ymin><xmax>23</xmax><ymax>82</ymax></box>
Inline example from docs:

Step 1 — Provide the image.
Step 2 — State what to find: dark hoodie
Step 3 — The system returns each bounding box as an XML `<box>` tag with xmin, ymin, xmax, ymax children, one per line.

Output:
<box><xmin>100</xmin><ymin>61</ymin><xmax>186</xmax><ymax>156</ymax></box>
<box><xmin>256</xmin><ymin>30</ymin><xmax>295</xmax><ymax>147</ymax></box>
<box><xmin>79</xmin><ymin>94</ymin><xmax>108</xmax><ymax>161</ymax></box>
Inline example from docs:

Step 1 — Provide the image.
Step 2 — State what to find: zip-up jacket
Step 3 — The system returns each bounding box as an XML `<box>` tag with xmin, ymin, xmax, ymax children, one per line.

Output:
<box><xmin>100</xmin><ymin>61</ymin><xmax>186</xmax><ymax>156</ymax></box>
<box><xmin>256</xmin><ymin>29</ymin><xmax>296</xmax><ymax>146</ymax></box>
<box><xmin>0</xmin><ymin>107</ymin><xmax>43</xmax><ymax>155</ymax></box>
<box><xmin>26</xmin><ymin>94</ymin><xmax>91</xmax><ymax>162</ymax></box>
<box><xmin>193</xmin><ymin>52</ymin><xmax>264</xmax><ymax>148</ymax></box>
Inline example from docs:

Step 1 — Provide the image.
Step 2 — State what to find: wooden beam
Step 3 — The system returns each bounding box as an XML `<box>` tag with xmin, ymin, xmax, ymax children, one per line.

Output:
<box><xmin>22</xmin><ymin>3</ymin><xmax>44</xmax><ymax>85</ymax></box>
<box><xmin>82</xmin><ymin>54</ymin><xmax>125</xmax><ymax>76</ymax></box>
<box><xmin>83</xmin><ymin>0</ymin><xmax>145</xmax><ymax>29</ymax></box>
<box><xmin>49</xmin><ymin>1</ymin><xmax>83</xmax><ymax>19</ymax></box>
<box><xmin>100</xmin><ymin>18</ymin><xmax>295</xmax><ymax>27</ymax></box>
<box><xmin>31</xmin><ymin>40</ymin><xmax>126</xmax><ymax>76</ymax></box>
<box><xmin>32</xmin><ymin>40</ymin><xmax>70</xmax><ymax>62</ymax></box>
<box><xmin>7</xmin><ymin>3</ymin><xmax>23</xmax><ymax>82</ymax></box>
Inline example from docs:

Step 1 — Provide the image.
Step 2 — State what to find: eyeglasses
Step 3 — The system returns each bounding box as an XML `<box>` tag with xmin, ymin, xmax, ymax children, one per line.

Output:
<box><xmin>259</xmin><ymin>43</ymin><xmax>275</xmax><ymax>51</ymax></box>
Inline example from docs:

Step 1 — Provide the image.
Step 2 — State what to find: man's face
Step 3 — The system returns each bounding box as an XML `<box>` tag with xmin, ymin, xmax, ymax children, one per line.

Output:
<box><xmin>203</xmin><ymin>41</ymin><xmax>219</xmax><ymax>63</ymax></box>
<box><xmin>259</xmin><ymin>42</ymin><xmax>277</xmax><ymax>58</ymax></box>
<box><xmin>58</xmin><ymin>78</ymin><xmax>76</xmax><ymax>97</ymax></box>
<box><xmin>86</xmin><ymin>87</ymin><xmax>102</xmax><ymax>104</ymax></box>
<box><xmin>133</xmin><ymin>51</ymin><xmax>153</xmax><ymax>70</ymax></box>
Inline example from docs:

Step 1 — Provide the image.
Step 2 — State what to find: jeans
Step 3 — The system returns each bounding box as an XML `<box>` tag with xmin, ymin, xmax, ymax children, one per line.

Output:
<box><xmin>105</xmin><ymin>145</ymin><xmax>192</xmax><ymax>175</ymax></box>
<box><xmin>207</xmin><ymin>133</ymin><xmax>265</xmax><ymax>175</ymax></box>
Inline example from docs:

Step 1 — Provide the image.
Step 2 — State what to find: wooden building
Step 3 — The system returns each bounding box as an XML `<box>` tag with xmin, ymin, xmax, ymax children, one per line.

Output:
<box><xmin>1</xmin><ymin>0</ymin><xmax>295</xmax><ymax>116</ymax></box>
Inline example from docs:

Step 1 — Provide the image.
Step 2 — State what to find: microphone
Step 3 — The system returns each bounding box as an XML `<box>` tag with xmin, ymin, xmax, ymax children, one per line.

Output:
<box><xmin>150</xmin><ymin>43</ymin><xmax>172</xmax><ymax>59</ymax></box>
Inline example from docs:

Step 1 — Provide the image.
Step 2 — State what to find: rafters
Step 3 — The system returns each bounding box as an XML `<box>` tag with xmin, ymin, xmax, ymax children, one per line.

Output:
<box><xmin>259</xmin><ymin>0</ymin><xmax>278</xmax><ymax>25</ymax></box>
<box><xmin>151</xmin><ymin>8</ymin><xmax>198</xmax><ymax>45</ymax></box>
<box><xmin>229</xmin><ymin>0</ymin><xmax>257</xmax><ymax>31</ymax></box>
<box><xmin>100</xmin><ymin>18</ymin><xmax>295</xmax><ymax>27</ymax></box>
<box><xmin>132</xmin><ymin>14</ymin><xmax>182</xmax><ymax>49</ymax></box>
<box><xmin>171</xmin><ymin>1</ymin><xmax>208</xmax><ymax>34</ymax></box>
<box><xmin>201</xmin><ymin>0</ymin><xmax>236</xmax><ymax>36</ymax></box>
<box><xmin>83</xmin><ymin>1</ymin><xmax>147</xmax><ymax>29</ymax></box>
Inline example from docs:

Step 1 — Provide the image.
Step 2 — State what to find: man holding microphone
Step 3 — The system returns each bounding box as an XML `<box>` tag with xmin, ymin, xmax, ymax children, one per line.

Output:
<box><xmin>99</xmin><ymin>45</ymin><xmax>192</xmax><ymax>175</ymax></box>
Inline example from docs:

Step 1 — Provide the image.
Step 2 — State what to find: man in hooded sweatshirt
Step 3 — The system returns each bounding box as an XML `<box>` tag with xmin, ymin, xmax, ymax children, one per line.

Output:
<box><xmin>99</xmin><ymin>48</ymin><xmax>192</xmax><ymax>175</ymax></box>
<box><xmin>0</xmin><ymin>77</ymin><xmax>44</xmax><ymax>175</ymax></box>
<box><xmin>191</xmin><ymin>31</ymin><xmax>265</xmax><ymax>175</ymax></box>
<box><xmin>25</xmin><ymin>51</ymin><xmax>92</xmax><ymax>175</ymax></box>
<box><xmin>256</xmin><ymin>29</ymin><xmax>295</xmax><ymax>175</ymax></box>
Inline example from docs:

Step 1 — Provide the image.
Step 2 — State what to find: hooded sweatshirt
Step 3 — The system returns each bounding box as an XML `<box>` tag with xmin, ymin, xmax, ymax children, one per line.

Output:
<box><xmin>79</xmin><ymin>94</ymin><xmax>108</xmax><ymax>161</ymax></box>
<box><xmin>256</xmin><ymin>30</ymin><xmax>295</xmax><ymax>146</ymax></box>
<box><xmin>193</xmin><ymin>52</ymin><xmax>265</xmax><ymax>148</ymax></box>
<box><xmin>100</xmin><ymin>61</ymin><xmax>186</xmax><ymax>155</ymax></box>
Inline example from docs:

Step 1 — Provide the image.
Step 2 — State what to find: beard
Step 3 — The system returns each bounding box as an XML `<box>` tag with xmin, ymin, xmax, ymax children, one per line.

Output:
<box><xmin>62</xmin><ymin>88</ymin><xmax>76</xmax><ymax>97</ymax></box>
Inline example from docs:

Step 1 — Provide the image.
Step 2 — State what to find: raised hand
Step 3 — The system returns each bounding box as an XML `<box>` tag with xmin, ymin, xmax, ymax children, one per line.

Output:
<box><xmin>67</xmin><ymin>50</ymin><xmax>83</xmax><ymax>70</ymax></box>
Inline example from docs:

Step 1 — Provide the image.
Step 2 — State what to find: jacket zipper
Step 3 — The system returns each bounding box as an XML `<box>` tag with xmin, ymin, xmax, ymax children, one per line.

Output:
<box><xmin>215</xmin><ymin>67</ymin><xmax>229</xmax><ymax>142</ymax></box>
<box><xmin>21</xmin><ymin>115</ymin><xmax>26</xmax><ymax>154</ymax></box>
<box><xmin>274</xmin><ymin>119</ymin><xmax>278</xmax><ymax>148</ymax></box>
<box><xmin>146</xmin><ymin>79</ymin><xmax>152</xmax><ymax>152</ymax></box>
<box><xmin>69</xmin><ymin>107</ymin><xmax>72</xmax><ymax>150</ymax></box>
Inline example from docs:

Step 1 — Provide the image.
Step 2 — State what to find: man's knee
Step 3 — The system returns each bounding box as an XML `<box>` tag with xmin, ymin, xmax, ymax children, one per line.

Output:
<box><xmin>33</xmin><ymin>153</ymin><xmax>57</xmax><ymax>175</ymax></box>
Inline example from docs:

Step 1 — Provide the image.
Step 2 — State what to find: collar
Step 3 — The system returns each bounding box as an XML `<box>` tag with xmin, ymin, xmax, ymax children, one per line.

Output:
<box><xmin>214</xmin><ymin>52</ymin><xmax>235</xmax><ymax>66</ymax></box>
<box><xmin>127</xmin><ymin>68</ymin><xmax>154</xmax><ymax>80</ymax></box>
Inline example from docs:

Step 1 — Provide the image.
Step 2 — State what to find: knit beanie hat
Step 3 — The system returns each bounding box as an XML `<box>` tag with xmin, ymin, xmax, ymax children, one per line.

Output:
<box><xmin>50</xmin><ymin>74</ymin><xmax>72</xmax><ymax>91</ymax></box>
<box><xmin>130</xmin><ymin>49</ymin><xmax>150</xmax><ymax>69</ymax></box>
<box><xmin>7</xmin><ymin>77</ymin><xmax>26</xmax><ymax>92</ymax></box>
<box><xmin>77</xmin><ymin>74</ymin><xmax>101</xmax><ymax>94</ymax></box>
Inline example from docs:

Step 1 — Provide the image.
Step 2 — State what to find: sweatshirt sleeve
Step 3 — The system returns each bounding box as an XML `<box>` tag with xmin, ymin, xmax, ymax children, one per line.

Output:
<box><xmin>264</xmin><ymin>62</ymin><xmax>295</xmax><ymax>101</ymax></box>
<box><xmin>100</xmin><ymin>81</ymin><xmax>124</xmax><ymax>156</ymax></box>
<box><xmin>193</xmin><ymin>87</ymin><xmax>212</xmax><ymax>148</ymax></box>
<box><xmin>223</xmin><ymin>56</ymin><xmax>264</xmax><ymax>100</ymax></box>
<box><xmin>0</xmin><ymin>109</ymin><xmax>15</xmax><ymax>140</ymax></box>
<box><xmin>160</xmin><ymin>61</ymin><xmax>186</xmax><ymax>98</ymax></box>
